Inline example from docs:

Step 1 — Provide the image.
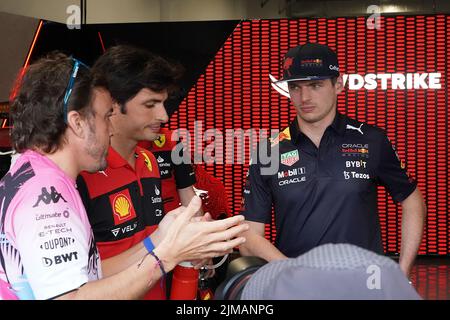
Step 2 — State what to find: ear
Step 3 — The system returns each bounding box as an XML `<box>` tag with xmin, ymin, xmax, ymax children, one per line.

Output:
<box><xmin>335</xmin><ymin>75</ymin><xmax>344</xmax><ymax>94</ymax></box>
<box><xmin>112</xmin><ymin>101</ymin><xmax>121</xmax><ymax>115</ymax></box>
<box><xmin>66</xmin><ymin>110</ymin><xmax>87</xmax><ymax>139</ymax></box>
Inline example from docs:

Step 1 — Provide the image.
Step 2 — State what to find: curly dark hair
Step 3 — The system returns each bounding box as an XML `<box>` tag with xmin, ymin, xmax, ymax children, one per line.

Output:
<box><xmin>10</xmin><ymin>52</ymin><xmax>102</xmax><ymax>154</ymax></box>
<box><xmin>91</xmin><ymin>45</ymin><xmax>183</xmax><ymax>114</ymax></box>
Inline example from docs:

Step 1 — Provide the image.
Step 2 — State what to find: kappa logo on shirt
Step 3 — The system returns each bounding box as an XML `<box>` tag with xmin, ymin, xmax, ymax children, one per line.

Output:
<box><xmin>109</xmin><ymin>189</ymin><xmax>137</xmax><ymax>226</ymax></box>
<box><xmin>33</xmin><ymin>186</ymin><xmax>67</xmax><ymax>207</ymax></box>
<box><xmin>280</xmin><ymin>150</ymin><xmax>299</xmax><ymax>166</ymax></box>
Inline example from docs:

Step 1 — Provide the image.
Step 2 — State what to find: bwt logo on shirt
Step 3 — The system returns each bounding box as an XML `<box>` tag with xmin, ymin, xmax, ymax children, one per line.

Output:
<box><xmin>42</xmin><ymin>251</ymin><xmax>79</xmax><ymax>267</ymax></box>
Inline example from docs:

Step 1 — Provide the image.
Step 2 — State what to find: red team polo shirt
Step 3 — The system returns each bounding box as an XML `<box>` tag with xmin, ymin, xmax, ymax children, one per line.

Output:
<box><xmin>77</xmin><ymin>146</ymin><xmax>165</xmax><ymax>300</ymax></box>
<box><xmin>139</xmin><ymin>128</ymin><xmax>231</xmax><ymax>220</ymax></box>
<box><xmin>138</xmin><ymin>128</ymin><xmax>196</xmax><ymax>214</ymax></box>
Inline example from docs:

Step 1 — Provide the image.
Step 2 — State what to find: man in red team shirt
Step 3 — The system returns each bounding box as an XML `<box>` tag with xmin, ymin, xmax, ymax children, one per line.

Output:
<box><xmin>77</xmin><ymin>45</ymin><xmax>199</xmax><ymax>299</ymax></box>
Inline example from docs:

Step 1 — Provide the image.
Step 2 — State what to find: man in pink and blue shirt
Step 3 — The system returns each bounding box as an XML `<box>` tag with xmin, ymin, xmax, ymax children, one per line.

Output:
<box><xmin>0</xmin><ymin>52</ymin><xmax>247</xmax><ymax>300</ymax></box>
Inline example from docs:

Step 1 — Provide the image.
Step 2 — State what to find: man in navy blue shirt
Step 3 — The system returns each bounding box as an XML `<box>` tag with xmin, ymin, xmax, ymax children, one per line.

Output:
<box><xmin>239</xmin><ymin>43</ymin><xmax>426</xmax><ymax>277</ymax></box>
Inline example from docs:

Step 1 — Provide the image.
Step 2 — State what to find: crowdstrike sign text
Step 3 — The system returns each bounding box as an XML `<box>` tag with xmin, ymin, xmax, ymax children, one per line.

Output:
<box><xmin>342</xmin><ymin>73</ymin><xmax>441</xmax><ymax>90</ymax></box>
<box><xmin>270</xmin><ymin>72</ymin><xmax>442</xmax><ymax>97</ymax></box>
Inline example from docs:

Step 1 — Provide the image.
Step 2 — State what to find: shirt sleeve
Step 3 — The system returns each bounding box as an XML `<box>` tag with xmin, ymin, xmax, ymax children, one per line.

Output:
<box><xmin>239</xmin><ymin>161</ymin><xmax>273</xmax><ymax>224</ymax></box>
<box><xmin>173</xmin><ymin>142</ymin><xmax>196</xmax><ymax>189</ymax></box>
<box><xmin>76</xmin><ymin>175</ymin><xmax>91</xmax><ymax>213</ymax></box>
<box><xmin>376</xmin><ymin>133</ymin><xmax>417</xmax><ymax>203</ymax></box>
<box><xmin>11</xmin><ymin>177</ymin><xmax>92</xmax><ymax>300</ymax></box>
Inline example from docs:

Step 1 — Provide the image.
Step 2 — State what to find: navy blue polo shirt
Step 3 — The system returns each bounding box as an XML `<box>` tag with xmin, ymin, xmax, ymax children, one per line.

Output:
<box><xmin>240</xmin><ymin>112</ymin><xmax>417</xmax><ymax>257</ymax></box>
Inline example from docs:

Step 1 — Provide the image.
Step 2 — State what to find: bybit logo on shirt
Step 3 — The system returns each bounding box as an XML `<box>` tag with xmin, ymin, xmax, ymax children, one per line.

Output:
<box><xmin>345</xmin><ymin>160</ymin><xmax>367</xmax><ymax>168</ymax></box>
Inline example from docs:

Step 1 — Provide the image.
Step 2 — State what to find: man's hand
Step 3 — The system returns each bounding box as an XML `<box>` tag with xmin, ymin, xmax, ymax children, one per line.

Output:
<box><xmin>154</xmin><ymin>196</ymin><xmax>248</xmax><ymax>271</ymax></box>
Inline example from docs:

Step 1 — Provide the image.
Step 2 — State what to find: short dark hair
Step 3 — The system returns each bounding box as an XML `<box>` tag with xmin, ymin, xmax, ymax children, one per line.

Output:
<box><xmin>91</xmin><ymin>45</ymin><xmax>183</xmax><ymax>114</ymax></box>
<box><xmin>10</xmin><ymin>52</ymin><xmax>98</xmax><ymax>154</ymax></box>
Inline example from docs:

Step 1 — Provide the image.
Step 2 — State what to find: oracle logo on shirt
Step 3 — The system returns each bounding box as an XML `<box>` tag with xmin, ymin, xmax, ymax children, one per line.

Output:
<box><xmin>109</xmin><ymin>189</ymin><xmax>137</xmax><ymax>226</ymax></box>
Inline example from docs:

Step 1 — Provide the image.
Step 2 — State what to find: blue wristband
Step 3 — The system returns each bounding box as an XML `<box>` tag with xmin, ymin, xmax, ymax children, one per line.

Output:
<box><xmin>143</xmin><ymin>237</ymin><xmax>155</xmax><ymax>253</ymax></box>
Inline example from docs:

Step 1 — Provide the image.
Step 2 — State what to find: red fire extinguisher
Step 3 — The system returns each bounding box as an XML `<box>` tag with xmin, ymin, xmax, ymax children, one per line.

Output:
<box><xmin>170</xmin><ymin>261</ymin><xmax>199</xmax><ymax>300</ymax></box>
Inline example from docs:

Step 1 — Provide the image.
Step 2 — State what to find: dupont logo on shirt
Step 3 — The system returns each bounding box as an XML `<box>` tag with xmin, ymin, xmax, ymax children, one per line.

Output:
<box><xmin>280</xmin><ymin>150</ymin><xmax>299</xmax><ymax>166</ymax></box>
<box><xmin>109</xmin><ymin>189</ymin><xmax>137</xmax><ymax>225</ymax></box>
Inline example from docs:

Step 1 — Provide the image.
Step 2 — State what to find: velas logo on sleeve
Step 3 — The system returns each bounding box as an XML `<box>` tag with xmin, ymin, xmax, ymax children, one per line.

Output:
<box><xmin>109</xmin><ymin>189</ymin><xmax>137</xmax><ymax>225</ymax></box>
<box><xmin>280</xmin><ymin>150</ymin><xmax>300</xmax><ymax>166</ymax></box>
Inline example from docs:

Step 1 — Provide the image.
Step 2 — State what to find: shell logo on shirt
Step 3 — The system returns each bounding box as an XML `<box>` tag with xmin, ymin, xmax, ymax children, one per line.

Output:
<box><xmin>109</xmin><ymin>189</ymin><xmax>137</xmax><ymax>225</ymax></box>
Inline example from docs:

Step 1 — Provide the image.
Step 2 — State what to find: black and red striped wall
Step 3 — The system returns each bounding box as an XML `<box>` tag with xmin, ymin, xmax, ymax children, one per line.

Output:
<box><xmin>170</xmin><ymin>15</ymin><xmax>449</xmax><ymax>256</ymax></box>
